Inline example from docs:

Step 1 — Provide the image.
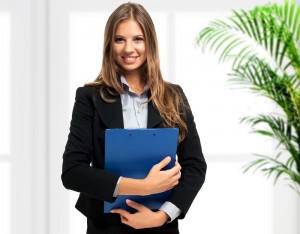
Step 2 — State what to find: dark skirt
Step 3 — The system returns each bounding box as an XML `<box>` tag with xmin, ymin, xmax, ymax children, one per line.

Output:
<box><xmin>86</xmin><ymin>218</ymin><xmax>179</xmax><ymax>234</ymax></box>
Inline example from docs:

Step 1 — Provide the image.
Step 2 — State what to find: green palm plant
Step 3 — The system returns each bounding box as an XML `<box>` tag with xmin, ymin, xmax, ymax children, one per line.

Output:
<box><xmin>196</xmin><ymin>0</ymin><xmax>300</xmax><ymax>195</ymax></box>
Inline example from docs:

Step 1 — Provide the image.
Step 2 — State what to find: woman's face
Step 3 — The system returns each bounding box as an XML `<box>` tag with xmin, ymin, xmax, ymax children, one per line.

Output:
<box><xmin>113</xmin><ymin>19</ymin><xmax>147</xmax><ymax>76</ymax></box>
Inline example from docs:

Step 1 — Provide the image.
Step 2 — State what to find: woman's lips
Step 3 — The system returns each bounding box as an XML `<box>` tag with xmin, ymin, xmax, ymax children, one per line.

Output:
<box><xmin>122</xmin><ymin>56</ymin><xmax>138</xmax><ymax>64</ymax></box>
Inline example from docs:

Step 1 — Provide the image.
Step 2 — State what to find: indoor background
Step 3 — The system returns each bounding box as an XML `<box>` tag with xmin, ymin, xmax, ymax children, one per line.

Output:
<box><xmin>0</xmin><ymin>0</ymin><xmax>299</xmax><ymax>234</ymax></box>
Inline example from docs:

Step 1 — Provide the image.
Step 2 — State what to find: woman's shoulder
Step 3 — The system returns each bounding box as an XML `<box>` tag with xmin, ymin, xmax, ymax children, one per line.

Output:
<box><xmin>76</xmin><ymin>84</ymin><xmax>101</xmax><ymax>96</ymax></box>
<box><xmin>165</xmin><ymin>81</ymin><xmax>185</xmax><ymax>96</ymax></box>
<box><xmin>165</xmin><ymin>81</ymin><xmax>191</xmax><ymax>109</ymax></box>
<box><xmin>71</xmin><ymin>85</ymin><xmax>101</xmax><ymax>108</ymax></box>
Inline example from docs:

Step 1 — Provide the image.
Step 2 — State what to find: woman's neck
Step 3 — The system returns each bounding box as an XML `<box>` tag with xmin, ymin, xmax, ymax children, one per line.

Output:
<box><xmin>124</xmin><ymin>73</ymin><xmax>146</xmax><ymax>95</ymax></box>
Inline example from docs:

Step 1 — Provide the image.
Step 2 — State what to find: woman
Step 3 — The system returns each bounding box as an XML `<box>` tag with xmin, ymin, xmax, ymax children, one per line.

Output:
<box><xmin>61</xmin><ymin>2</ymin><xmax>206</xmax><ymax>234</ymax></box>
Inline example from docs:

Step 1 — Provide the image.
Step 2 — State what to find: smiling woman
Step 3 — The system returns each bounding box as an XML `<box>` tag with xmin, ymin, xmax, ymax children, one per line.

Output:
<box><xmin>113</xmin><ymin>19</ymin><xmax>147</xmax><ymax>95</ymax></box>
<box><xmin>61</xmin><ymin>2</ymin><xmax>206</xmax><ymax>234</ymax></box>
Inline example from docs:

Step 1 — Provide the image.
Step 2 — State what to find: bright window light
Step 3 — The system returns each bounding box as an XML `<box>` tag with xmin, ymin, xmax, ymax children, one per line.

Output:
<box><xmin>0</xmin><ymin>162</ymin><xmax>11</xmax><ymax>234</ymax></box>
<box><xmin>0</xmin><ymin>13</ymin><xmax>11</xmax><ymax>155</ymax></box>
<box><xmin>173</xmin><ymin>12</ymin><xmax>276</xmax><ymax>157</ymax></box>
<box><xmin>180</xmin><ymin>161</ymin><xmax>272</xmax><ymax>234</ymax></box>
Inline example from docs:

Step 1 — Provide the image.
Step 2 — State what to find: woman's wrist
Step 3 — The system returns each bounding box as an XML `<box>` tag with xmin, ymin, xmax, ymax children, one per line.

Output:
<box><xmin>118</xmin><ymin>177</ymin><xmax>148</xmax><ymax>196</ymax></box>
<box><xmin>155</xmin><ymin>210</ymin><xmax>170</xmax><ymax>225</ymax></box>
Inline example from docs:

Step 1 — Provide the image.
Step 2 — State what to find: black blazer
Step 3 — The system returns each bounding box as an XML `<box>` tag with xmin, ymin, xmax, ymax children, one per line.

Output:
<box><xmin>61</xmin><ymin>85</ymin><xmax>206</xmax><ymax>223</ymax></box>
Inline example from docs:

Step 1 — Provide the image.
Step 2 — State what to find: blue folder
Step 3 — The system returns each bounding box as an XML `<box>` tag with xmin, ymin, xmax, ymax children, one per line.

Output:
<box><xmin>104</xmin><ymin>128</ymin><xmax>179</xmax><ymax>213</ymax></box>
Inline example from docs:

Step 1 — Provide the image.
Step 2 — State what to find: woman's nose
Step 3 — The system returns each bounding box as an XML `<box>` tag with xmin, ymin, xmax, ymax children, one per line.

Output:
<box><xmin>124</xmin><ymin>41</ymin><xmax>134</xmax><ymax>53</ymax></box>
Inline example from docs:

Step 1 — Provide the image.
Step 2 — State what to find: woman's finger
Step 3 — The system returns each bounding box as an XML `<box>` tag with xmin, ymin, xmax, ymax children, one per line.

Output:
<box><xmin>154</xmin><ymin>156</ymin><xmax>171</xmax><ymax>170</ymax></box>
<box><xmin>126</xmin><ymin>199</ymin><xmax>145</xmax><ymax>211</ymax></box>
<box><xmin>111</xmin><ymin>209</ymin><xmax>131</xmax><ymax>220</ymax></box>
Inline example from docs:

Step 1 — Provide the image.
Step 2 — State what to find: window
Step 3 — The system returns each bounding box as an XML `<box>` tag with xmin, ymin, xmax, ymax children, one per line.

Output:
<box><xmin>0</xmin><ymin>12</ymin><xmax>11</xmax><ymax>234</ymax></box>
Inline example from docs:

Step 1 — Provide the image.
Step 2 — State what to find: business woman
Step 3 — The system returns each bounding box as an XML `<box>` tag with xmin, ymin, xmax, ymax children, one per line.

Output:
<box><xmin>61</xmin><ymin>2</ymin><xmax>207</xmax><ymax>234</ymax></box>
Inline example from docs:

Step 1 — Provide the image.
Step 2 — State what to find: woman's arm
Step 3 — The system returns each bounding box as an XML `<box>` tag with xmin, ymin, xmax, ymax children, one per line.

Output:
<box><xmin>61</xmin><ymin>87</ymin><xmax>120</xmax><ymax>202</ymax></box>
<box><xmin>62</xmin><ymin>87</ymin><xmax>182</xmax><ymax>201</ymax></box>
<box><xmin>111</xmin><ymin>200</ymin><xmax>169</xmax><ymax>229</ymax></box>
<box><xmin>118</xmin><ymin>157</ymin><xmax>181</xmax><ymax>196</ymax></box>
<box><xmin>166</xmin><ymin>85</ymin><xmax>207</xmax><ymax>219</ymax></box>
<box><xmin>110</xmin><ymin>85</ymin><xmax>206</xmax><ymax>228</ymax></box>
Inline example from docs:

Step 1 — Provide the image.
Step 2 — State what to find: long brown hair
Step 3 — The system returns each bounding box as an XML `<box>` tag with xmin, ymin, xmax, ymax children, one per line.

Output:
<box><xmin>86</xmin><ymin>2</ymin><xmax>188</xmax><ymax>142</ymax></box>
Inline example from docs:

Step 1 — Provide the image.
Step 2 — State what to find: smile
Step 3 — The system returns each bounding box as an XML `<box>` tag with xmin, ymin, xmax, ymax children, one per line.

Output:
<box><xmin>122</xmin><ymin>56</ymin><xmax>138</xmax><ymax>64</ymax></box>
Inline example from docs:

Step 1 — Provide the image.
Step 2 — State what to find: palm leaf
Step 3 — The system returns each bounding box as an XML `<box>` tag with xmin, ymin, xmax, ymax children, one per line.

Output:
<box><xmin>241</xmin><ymin>114</ymin><xmax>300</xmax><ymax>176</ymax></box>
<box><xmin>197</xmin><ymin>0</ymin><xmax>300</xmax><ymax>195</ymax></box>
<box><xmin>197</xmin><ymin>0</ymin><xmax>300</xmax><ymax>72</ymax></box>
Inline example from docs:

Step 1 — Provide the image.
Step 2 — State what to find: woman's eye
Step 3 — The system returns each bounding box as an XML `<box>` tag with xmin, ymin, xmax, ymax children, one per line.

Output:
<box><xmin>115</xmin><ymin>37</ymin><xmax>124</xmax><ymax>42</ymax></box>
<box><xmin>134</xmin><ymin>37</ymin><xmax>144</xmax><ymax>42</ymax></box>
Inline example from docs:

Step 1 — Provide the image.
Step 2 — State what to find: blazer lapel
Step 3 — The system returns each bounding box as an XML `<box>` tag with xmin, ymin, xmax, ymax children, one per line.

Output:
<box><xmin>147</xmin><ymin>100</ymin><xmax>164</xmax><ymax>128</ymax></box>
<box><xmin>93</xmin><ymin>86</ymin><xmax>163</xmax><ymax>129</ymax></box>
<box><xmin>94</xmin><ymin>88</ymin><xmax>124</xmax><ymax>128</ymax></box>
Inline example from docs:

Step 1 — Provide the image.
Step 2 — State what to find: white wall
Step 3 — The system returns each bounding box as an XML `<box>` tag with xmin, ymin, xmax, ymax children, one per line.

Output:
<box><xmin>0</xmin><ymin>0</ymin><xmax>299</xmax><ymax>234</ymax></box>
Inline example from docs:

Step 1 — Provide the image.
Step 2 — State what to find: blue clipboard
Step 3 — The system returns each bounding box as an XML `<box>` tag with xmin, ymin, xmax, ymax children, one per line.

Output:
<box><xmin>104</xmin><ymin>128</ymin><xmax>179</xmax><ymax>213</ymax></box>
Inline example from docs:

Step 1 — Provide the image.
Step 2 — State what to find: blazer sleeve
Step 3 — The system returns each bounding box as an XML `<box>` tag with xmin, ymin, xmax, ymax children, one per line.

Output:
<box><xmin>167</xmin><ymin>85</ymin><xmax>207</xmax><ymax>219</ymax></box>
<box><xmin>61</xmin><ymin>86</ymin><xmax>119</xmax><ymax>202</ymax></box>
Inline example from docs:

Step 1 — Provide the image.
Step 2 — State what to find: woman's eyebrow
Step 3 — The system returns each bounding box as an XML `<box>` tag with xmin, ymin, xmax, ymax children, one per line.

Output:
<box><xmin>114</xmin><ymin>34</ymin><xmax>144</xmax><ymax>37</ymax></box>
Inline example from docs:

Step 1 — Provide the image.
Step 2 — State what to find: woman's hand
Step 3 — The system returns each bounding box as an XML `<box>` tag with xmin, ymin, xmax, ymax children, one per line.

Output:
<box><xmin>111</xmin><ymin>200</ymin><xmax>169</xmax><ymax>229</ymax></box>
<box><xmin>143</xmin><ymin>156</ymin><xmax>181</xmax><ymax>195</ymax></box>
<box><xmin>117</xmin><ymin>157</ymin><xmax>181</xmax><ymax>196</ymax></box>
